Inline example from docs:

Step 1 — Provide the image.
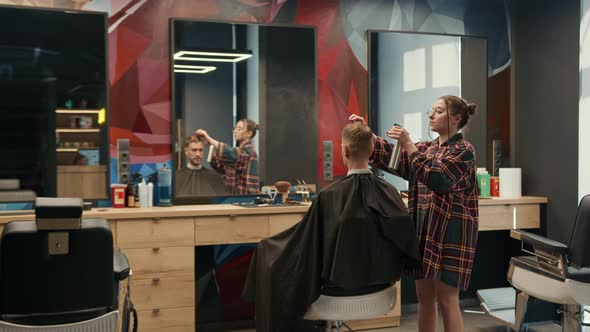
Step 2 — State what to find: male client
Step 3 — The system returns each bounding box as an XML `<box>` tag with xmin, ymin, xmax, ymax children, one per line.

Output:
<box><xmin>175</xmin><ymin>134</ymin><xmax>228</xmax><ymax>196</ymax></box>
<box><xmin>243</xmin><ymin>122</ymin><xmax>421</xmax><ymax>331</ymax></box>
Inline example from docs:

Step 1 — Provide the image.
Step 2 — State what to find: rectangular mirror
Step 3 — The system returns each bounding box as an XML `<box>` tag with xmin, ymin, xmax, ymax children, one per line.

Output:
<box><xmin>171</xmin><ymin>19</ymin><xmax>317</xmax><ymax>202</ymax></box>
<box><xmin>368</xmin><ymin>30</ymin><xmax>487</xmax><ymax>190</ymax></box>
<box><xmin>0</xmin><ymin>5</ymin><xmax>109</xmax><ymax>206</ymax></box>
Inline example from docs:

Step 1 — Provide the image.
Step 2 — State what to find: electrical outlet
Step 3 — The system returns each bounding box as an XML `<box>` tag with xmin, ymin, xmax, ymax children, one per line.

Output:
<box><xmin>323</xmin><ymin>141</ymin><xmax>333</xmax><ymax>181</ymax></box>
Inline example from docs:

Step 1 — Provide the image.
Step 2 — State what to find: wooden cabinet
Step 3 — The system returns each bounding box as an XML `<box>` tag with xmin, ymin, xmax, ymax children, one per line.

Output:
<box><xmin>195</xmin><ymin>214</ymin><xmax>270</xmax><ymax>245</ymax></box>
<box><xmin>116</xmin><ymin>216</ymin><xmax>195</xmax><ymax>331</ymax></box>
<box><xmin>0</xmin><ymin>198</ymin><xmax>547</xmax><ymax>331</ymax></box>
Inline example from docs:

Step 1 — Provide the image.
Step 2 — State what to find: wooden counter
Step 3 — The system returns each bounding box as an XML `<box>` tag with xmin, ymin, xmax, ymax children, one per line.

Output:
<box><xmin>0</xmin><ymin>196</ymin><xmax>547</xmax><ymax>331</ymax></box>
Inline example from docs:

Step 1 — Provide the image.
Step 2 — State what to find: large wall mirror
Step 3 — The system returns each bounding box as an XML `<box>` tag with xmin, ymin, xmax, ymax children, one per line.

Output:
<box><xmin>171</xmin><ymin>19</ymin><xmax>317</xmax><ymax>202</ymax></box>
<box><xmin>0</xmin><ymin>5</ymin><xmax>109</xmax><ymax>206</ymax></box>
<box><xmin>368</xmin><ymin>30</ymin><xmax>487</xmax><ymax>190</ymax></box>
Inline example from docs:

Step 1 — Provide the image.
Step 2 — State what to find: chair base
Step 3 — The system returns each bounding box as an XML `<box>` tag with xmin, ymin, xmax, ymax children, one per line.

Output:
<box><xmin>0</xmin><ymin>311</ymin><xmax>118</xmax><ymax>332</ymax></box>
<box><xmin>304</xmin><ymin>284</ymin><xmax>395</xmax><ymax>322</ymax></box>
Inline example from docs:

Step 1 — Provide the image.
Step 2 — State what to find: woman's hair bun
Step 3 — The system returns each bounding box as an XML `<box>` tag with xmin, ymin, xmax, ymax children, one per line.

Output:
<box><xmin>466</xmin><ymin>103</ymin><xmax>477</xmax><ymax>116</ymax></box>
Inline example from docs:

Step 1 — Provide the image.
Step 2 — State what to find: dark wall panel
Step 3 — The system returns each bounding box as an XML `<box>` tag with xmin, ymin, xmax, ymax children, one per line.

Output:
<box><xmin>513</xmin><ymin>0</ymin><xmax>580</xmax><ymax>243</ymax></box>
<box><xmin>259</xmin><ymin>26</ymin><xmax>317</xmax><ymax>186</ymax></box>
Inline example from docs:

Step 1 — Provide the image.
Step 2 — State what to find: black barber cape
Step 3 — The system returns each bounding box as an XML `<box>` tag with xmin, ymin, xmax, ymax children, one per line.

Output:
<box><xmin>174</xmin><ymin>167</ymin><xmax>228</xmax><ymax>197</ymax></box>
<box><xmin>242</xmin><ymin>172</ymin><xmax>421</xmax><ymax>331</ymax></box>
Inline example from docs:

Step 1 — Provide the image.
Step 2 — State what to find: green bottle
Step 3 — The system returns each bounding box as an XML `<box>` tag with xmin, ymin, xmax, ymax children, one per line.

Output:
<box><xmin>476</xmin><ymin>168</ymin><xmax>491</xmax><ymax>198</ymax></box>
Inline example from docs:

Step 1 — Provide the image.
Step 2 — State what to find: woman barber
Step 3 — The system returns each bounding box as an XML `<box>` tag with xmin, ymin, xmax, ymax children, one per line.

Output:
<box><xmin>350</xmin><ymin>95</ymin><xmax>478</xmax><ymax>332</ymax></box>
<box><xmin>195</xmin><ymin>119</ymin><xmax>259</xmax><ymax>195</ymax></box>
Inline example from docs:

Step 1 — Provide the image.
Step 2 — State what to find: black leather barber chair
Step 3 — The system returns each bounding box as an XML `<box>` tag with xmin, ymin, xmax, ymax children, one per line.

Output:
<box><xmin>0</xmin><ymin>197</ymin><xmax>133</xmax><ymax>331</ymax></box>
<box><xmin>478</xmin><ymin>194</ymin><xmax>590</xmax><ymax>331</ymax></box>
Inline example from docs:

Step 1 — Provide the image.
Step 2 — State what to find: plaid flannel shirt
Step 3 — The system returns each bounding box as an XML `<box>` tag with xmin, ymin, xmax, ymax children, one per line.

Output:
<box><xmin>211</xmin><ymin>139</ymin><xmax>259</xmax><ymax>195</ymax></box>
<box><xmin>371</xmin><ymin>133</ymin><xmax>479</xmax><ymax>290</ymax></box>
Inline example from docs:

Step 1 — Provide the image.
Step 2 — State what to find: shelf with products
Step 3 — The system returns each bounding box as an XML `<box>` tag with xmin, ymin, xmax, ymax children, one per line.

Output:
<box><xmin>55</xmin><ymin>108</ymin><xmax>106</xmax><ymax>166</ymax></box>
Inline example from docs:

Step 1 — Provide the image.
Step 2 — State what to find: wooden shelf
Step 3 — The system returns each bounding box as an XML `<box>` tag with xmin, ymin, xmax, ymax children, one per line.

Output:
<box><xmin>55</xmin><ymin>109</ymin><xmax>101</xmax><ymax>114</ymax></box>
<box><xmin>56</xmin><ymin>128</ymin><xmax>100</xmax><ymax>133</ymax></box>
<box><xmin>56</xmin><ymin>148</ymin><xmax>99</xmax><ymax>152</ymax></box>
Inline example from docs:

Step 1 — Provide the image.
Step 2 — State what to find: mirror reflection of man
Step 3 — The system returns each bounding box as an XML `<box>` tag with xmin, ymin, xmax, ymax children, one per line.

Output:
<box><xmin>174</xmin><ymin>135</ymin><xmax>228</xmax><ymax>197</ymax></box>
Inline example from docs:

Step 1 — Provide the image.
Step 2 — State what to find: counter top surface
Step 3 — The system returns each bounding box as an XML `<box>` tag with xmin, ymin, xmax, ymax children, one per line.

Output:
<box><xmin>0</xmin><ymin>196</ymin><xmax>547</xmax><ymax>224</ymax></box>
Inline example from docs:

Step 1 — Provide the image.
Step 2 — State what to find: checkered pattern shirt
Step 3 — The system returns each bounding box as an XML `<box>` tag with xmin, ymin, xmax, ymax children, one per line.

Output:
<box><xmin>211</xmin><ymin>140</ymin><xmax>259</xmax><ymax>195</ymax></box>
<box><xmin>371</xmin><ymin>133</ymin><xmax>479</xmax><ymax>290</ymax></box>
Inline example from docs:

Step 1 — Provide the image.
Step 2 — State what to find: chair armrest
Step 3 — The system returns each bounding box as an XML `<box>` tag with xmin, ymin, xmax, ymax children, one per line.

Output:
<box><xmin>518</xmin><ymin>230</ymin><xmax>568</xmax><ymax>254</ymax></box>
<box><xmin>114</xmin><ymin>248</ymin><xmax>131</xmax><ymax>281</ymax></box>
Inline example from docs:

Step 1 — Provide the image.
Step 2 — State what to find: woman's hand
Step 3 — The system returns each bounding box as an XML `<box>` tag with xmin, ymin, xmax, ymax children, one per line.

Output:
<box><xmin>386</xmin><ymin>125</ymin><xmax>411</xmax><ymax>144</ymax></box>
<box><xmin>195</xmin><ymin>129</ymin><xmax>210</xmax><ymax>141</ymax></box>
<box><xmin>195</xmin><ymin>129</ymin><xmax>220</xmax><ymax>150</ymax></box>
<box><xmin>348</xmin><ymin>114</ymin><xmax>366</xmax><ymax>125</ymax></box>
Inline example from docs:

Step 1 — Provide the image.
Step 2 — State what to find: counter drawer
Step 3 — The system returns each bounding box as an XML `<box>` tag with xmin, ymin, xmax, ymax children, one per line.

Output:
<box><xmin>131</xmin><ymin>276</ymin><xmax>194</xmax><ymax>310</ymax></box>
<box><xmin>195</xmin><ymin>215</ymin><xmax>269</xmax><ymax>245</ymax></box>
<box><xmin>116</xmin><ymin>217</ymin><xmax>194</xmax><ymax>249</ymax></box>
<box><xmin>269</xmin><ymin>213</ymin><xmax>304</xmax><ymax>236</ymax></box>
<box><xmin>136</xmin><ymin>306</ymin><xmax>194</xmax><ymax>331</ymax></box>
<box><xmin>479</xmin><ymin>204</ymin><xmax>540</xmax><ymax>231</ymax></box>
<box><xmin>123</xmin><ymin>246</ymin><xmax>194</xmax><ymax>279</ymax></box>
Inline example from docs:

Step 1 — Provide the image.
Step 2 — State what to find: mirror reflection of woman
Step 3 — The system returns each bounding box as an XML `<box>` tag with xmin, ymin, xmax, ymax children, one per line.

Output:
<box><xmin>195</xmin><ymin>119</ymin><xmax>259</xmax><ymax>195</ymax></box>
<box><xmin>350</xmin><ymin>95</ymin><xmax>478</xmax><ymax>332</ymax></box>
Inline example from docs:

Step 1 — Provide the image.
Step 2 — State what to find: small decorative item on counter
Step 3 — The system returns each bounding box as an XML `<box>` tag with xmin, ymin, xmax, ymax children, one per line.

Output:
<box><xmin>490</xmin><ymin>176</ymin><xmax>500</xmax><ymax>197</ymax></box>
<box><xmin>126</xmin><ymin>182</ymin><xmax>136</xmax><ymax>207</ymax></box>
<box><xmin>110</xmin><ymin>184</ymin><xmax>126</xmax><ymax>208</ymax></box>
<box><xmin>274</xmin><ymin>181</ymin><xmax>291</xmax><ymax>203</ymax></box>
<box><xmin>476</xmin><ymin>168</ymin><xmax>490</xmax><ymax>198</ymax></box>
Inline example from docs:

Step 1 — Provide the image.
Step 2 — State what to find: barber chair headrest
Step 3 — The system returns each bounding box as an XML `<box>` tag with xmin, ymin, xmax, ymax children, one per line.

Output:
<box><xmin>35</xmin><ymin>197</ymin><xmax>83</xmax><ymax>231</ymax></box>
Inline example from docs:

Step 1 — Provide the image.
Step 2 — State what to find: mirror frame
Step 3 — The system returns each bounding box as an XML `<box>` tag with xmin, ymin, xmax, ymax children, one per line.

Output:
<box><xmin>367</xmin><ymin>29</ymin><xmax>488</xmax><ymax>171</ymax></box>
<box><xmin>0</xmin><ymin>4</ymin><xmax>110</xmax><ymax>203</ymax></box>
<box><xmin>169</xmin><ymin>17</ymin><xmax>318</xmax><ymax>205</ymax></box>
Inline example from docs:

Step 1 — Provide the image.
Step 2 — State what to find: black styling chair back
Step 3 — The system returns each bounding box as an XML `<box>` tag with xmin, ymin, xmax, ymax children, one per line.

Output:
<box><xmin>0</xmin><ymin>198</ymin><xmax>127</xmax><ymax>330</ymax></box>
<box><xmin>567</xmin><ymin>194</ymin><xmax>590</xmax><ymax>269</ymax></box>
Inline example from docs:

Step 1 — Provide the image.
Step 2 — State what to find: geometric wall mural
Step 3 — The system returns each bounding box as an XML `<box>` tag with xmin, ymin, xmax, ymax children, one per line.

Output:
<box><xmin>1</xmin><ymin>0</ymin><xmax>512</xmax><ymax>184</ymax></box>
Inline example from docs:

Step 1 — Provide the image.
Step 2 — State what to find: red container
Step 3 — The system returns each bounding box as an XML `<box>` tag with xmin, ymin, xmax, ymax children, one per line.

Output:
<box><xmin>110</xmin><ymin>184</ymin><xmax>127</xmax><ymax>208</ymax></box>
<box><xmin>490</xmin><ymin>176</ymin><xmax>500</xmax><ymax>197</ymax></box>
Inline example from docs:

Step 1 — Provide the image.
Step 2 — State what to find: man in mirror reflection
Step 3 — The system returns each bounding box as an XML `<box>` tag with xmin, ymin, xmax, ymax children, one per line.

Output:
<box><xmin>350</xmin><ymin>95</ymin><xmax>479</xmax><ymax>332</ymax></box>
<box><xmin>174</xmin><ymin>134</ymin><xmax>228</xmax><ymax>197</ymax></box>
<box><xmin>243</xmin><ymin>121</ymin><xmax>420</xmax><ymax>331</ymax></box>
<box><xmin>195</xmin><ymin>119</ymin><xmax>259</xmax><ymax>195</ymax></box>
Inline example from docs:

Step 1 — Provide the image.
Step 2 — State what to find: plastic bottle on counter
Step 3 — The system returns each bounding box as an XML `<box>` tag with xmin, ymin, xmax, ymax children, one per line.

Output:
<box><xmin>476</xmin><ymin>168</ymin><xmax>490</xmax><ymax>198</ymax></box>
<box><xmin>158</xmin><ymin>164</ymin><xmax>172</xmax><ymax>206</ymax></box>
<box><xmin>138</xmin><ymin>179</ymin><xmax>148</xmax><ymax>208</ymax></box>
<box><xmin>147</xmin><ymin>181</ymin><xmax>153</xmax><ymax>208</ymax></box>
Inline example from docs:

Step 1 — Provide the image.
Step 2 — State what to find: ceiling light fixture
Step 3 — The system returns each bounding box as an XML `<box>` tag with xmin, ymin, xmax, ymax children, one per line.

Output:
<box><xmin>173</xmin><ymin>65</ymin><xmax>217</xmax><ymax>74</ymax></box>
<box><xmin>174</xmin><ymin>50</ymin><xmax>252</xmax><ymax>63</ymax></box>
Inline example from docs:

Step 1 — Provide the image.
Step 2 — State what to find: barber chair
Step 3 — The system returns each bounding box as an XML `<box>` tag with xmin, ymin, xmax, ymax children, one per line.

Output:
<box><xmin>0</xmin><ymin>197</ymin><xmax>133</xmax><ymax>331</ymax></box>
<box><xmin>303</xmin><ymin>284</ymin><xmax>396</xmax><ymax>332</ymax></box>
<box><xmin>478</xmin><ymin>194</ymin><xmax>590</xmax><ymax>331</ymax></box>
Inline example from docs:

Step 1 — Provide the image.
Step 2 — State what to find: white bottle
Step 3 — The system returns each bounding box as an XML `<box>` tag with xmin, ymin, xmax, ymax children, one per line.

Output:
<box><xmin>138</xmin><ymin>179</ymin><xmax>148</xmax><ymax>208</ymax></box>
<box><xmin>147</xmin><ymin>182</ymin><xmax>153</xmax><ymax>208</ymax></box>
